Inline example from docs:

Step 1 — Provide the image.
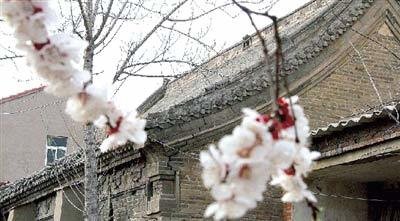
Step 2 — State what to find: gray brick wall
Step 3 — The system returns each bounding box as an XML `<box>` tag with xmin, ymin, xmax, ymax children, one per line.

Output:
<box><xmin>300</xmin><ymin>23</ymin><xmax>400</xmax><ymax>129</ymax></box>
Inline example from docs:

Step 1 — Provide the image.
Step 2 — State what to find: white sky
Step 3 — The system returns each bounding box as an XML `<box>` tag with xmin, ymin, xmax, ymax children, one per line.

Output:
<box><xmin>0</xmin><ymin>0</ymin><xmax>310</xmax><ymax>112</ymax></box>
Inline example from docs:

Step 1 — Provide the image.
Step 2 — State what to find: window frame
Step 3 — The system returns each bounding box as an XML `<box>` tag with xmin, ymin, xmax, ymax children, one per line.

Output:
<box><xmin>45</xmin><ymin>135</ymin><xmax>68</xmax><ymax>166</ymax></box>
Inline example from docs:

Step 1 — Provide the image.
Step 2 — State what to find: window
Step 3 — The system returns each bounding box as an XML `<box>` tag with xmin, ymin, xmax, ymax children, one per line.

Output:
<box><xmin>45</xmin><ymin>135</ymin><xmax>67</xmax><ymax>165</ymax></box>
<box><xmin>242</xmin><ymin>34</ymin><xmax>252</xmax><ymax>50</ymax></box>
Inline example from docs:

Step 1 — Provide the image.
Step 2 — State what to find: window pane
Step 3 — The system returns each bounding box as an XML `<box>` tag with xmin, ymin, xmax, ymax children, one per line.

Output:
<box><xmin>47</xmin><ymin>149</ymin><xmax>56</xmax><ymax>165</ymax></box>
<box><xmin>47</xmin><ymin>135</ymin><xmax>68</xmax><ymax>147</ymax></box>
<box><xmin>56</xmin><ymin>149</ymin><xmax>66</xmax><ymax>159</ymax></box>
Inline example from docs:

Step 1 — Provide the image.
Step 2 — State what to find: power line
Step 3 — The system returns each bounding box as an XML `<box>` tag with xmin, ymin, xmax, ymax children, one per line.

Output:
<box><xmin>54</xmin><ymin>167</ymin><xmax>86</xmax><ymax>214</ymax></box>
<box><xmin>314</xmin><ymin>191</ymin><xmax>400</xmax><ymax>203</ymax></box>
<box><xmin>37</xmin><ymin>100</ymin><xmax>86</xmax><ymax>212</ymax></box>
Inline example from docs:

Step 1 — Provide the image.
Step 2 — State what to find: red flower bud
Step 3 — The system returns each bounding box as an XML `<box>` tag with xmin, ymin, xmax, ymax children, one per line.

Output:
<box><xmin>33</xmin><ymin>39</ymin><xmax>50</xmax><ymax>51</ymax></box>
<box><xmin>281</xmin><ymin>115</ymin><xmax>295</xmax><ymax>129</ymax></box>
<box><xmin>269</xmin><ymin>120</ymin><xmax>281</xmax><ymax>140</ymax></box>
<box><xmin>256</xmin><ymin>114</ymin><xmax>270</xmax><ymax>123</ymax></box>
<box><xmin>277</xmin><ymin>97</ymin><xmax>288</xmax><ymax>107</ymax></box>
<box><xmin>284</xmin><ymin>165</ymin><xmax>296</xmax><ymax>176</ymax></box>
<box><xmin>32</xmin><ymin>6</ymin><xmax>43</xmax><ymax>14</ymax></box>
<box><xmin>107</xmin><ymin>116</ymin><xmax>123</xmax><ymax>135</ymax></box>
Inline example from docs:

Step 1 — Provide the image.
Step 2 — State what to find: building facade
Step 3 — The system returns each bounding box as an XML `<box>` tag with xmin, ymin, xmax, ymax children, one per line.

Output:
<box><xmin>1</xmin><ymin>0</ymin><xmax>400</xmax><ymax>220</ymax></box>
<box><xmin>0</xmin><ymin>87</ymin><xmax>84</xmax><ymax>183</ymax></box>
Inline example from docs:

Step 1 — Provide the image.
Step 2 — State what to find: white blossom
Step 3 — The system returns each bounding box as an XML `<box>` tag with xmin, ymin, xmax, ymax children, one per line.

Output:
<box><xmin>205</xmin><ymin>184</ymin><xmax>256</xmax><ymax>220</ymax></box>
<box><xmin>218</xmin><ymin>127</ymin><xmax>256</xmax><ymax>161</ymax></box>
<box><xmin>293</xmin><ymin>147</ymin><xmax>321</xmax><ymax>176</ymax></box>
<box><xmin>1</xmin><ymin>0</ymin><xmax>53</xmax><ymax>44</ymax></box>
<box><xmin>269</xmin><ymin>140</ymin><xmax>297</xmax><ymax>170</ymax></box>
<box><xmin>201</xmin><ymin>97</ymin><xmax>320</xmax><ymax>220</ymax></box>
<box><xmin>27</xmin><ymin>35</ymin><xmax>87</xmax><ymax>73</ymax></box>
<box><xmin>44</xmin><ymin>79</ymin><xmax>82</xmax><ymax>97</ymax></box>
<box><xmin>200</xmin><ymin>145</ymin><xmax>227</xmax><ymax>188</ymax></box>
<box><xmin>205</xmin><ymin>201</ymin><xmax>249</xmax><ymax>221</ymax></box>
<box><xmin>99</xmin><ymin>111</ymin><xmax>147</xmax><ymax>152</ymax></box>
<box><xmin>227</xmin><ymin>161</ymin><xmax>269</xmax><ymax>201</ymax></box>
<box><xmin>65</xmin><ymin>86</ymin><xmax>108</xmax><ymax>122</ymax></box>
<box><xmin>271</xmin><ymin>174</ymin><xmax>317</xmax><ymax>203</ymax></box>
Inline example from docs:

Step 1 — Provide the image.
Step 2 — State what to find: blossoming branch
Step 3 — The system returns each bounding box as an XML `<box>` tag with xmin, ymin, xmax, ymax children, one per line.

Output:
<box><xmin>1</xmin><ymin>0</ymin><xmax>147</xmax><ymax>152</ymax></box>
<box><xmin>201</xmin><ymin>97</ymin><xmax>320</xmax><ymax>220</ymax></box>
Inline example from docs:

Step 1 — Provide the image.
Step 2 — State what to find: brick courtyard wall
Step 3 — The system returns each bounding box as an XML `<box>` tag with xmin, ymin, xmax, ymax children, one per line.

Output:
<box><xmin>161</xmin><ymin>147</ymin><xmax>284</xmax><ymax>221</ymax></box>
<box><xmin>283</xmin><ymin>203</ymin><xmax>293</xmax><ymax>221</ymax></box>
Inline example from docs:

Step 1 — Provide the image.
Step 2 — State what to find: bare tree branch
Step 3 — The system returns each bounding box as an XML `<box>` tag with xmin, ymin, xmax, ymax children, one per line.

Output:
<box><xmin>0</xmin><ymin>55</ymin><xmax>24</xmax><ymax>61</ymax></box>
<box><xmin>121</xmin><ymin>71</ymin><xmax>181</xmax><ymax>78</ymax></box>
<box><xmin>134</xmin><ymin>0</ymin><xmax>263</xmax><ymax>22</ymax></box>
<box><xmin>114</xmin><ymin>35</ymin><xmax>179</xmax><ymax>82</ymax></box>
<box><xmin>77</xmin><ymin>0</ymin><xmax>91</xmax><ymax>36</ymax></box>
<box><xmin>169</xmin><ymin>2</ymin><xmax>235</xmax><ymax>22</ymax></box>
<box><xmin>69</xmin><ymin>1</ymin><xmax>84</xmax><ymax>39</ymax></box>
<box><xmin>92</xmin><ymin>0</ymin><xmax>115</xmax><ymax>42</ymax></box>
<box><xmin>160</xmin><ymin>25</ymin><xmax>218</xmax><ymax>53</ymax></box>
<box><xmin>93</xmin><ymin>0</ymin><xmax>128</xmax><ymax>48</ymax></box>
<box><xmin>94</xmin><ymin>19</ymin><xmax>125</xmax><ymax>54</ymax></box>
<box><xmin>92</xmin><ymin>0</ymin><xmax>102</xmax><ymax>20</ymax></box>
<box><xmin>86</xmin><ymin>0</ymin><xmax>94</xmax><ymax>33</ymax></box>
<box><xmin>113</xmin><ymin>0</ymin><xmax>189</xmax><ymax>83</ymax></box>
<box><xmin>124</xmin><ymin>59</ymin><xmax>199</xmax><ymax>69</ymax></box>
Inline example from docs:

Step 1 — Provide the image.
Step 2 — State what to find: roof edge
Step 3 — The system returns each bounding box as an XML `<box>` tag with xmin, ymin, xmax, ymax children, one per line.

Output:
<box><xmin>311</xmin><ymin>102</ymin><xmax>400</xmax><ymax>138</ymax></box>
<box><xmin>0</xmin><ymin>142</ymin><xmax>147</xmax><ymax>209</ymax></box>
<box><xmin>137</xmin><ymin>79</ymin><xmax>169</xmax><ymax>114</ymax></box>
<box><xmin>0</xmin><ymin>86</ymin><xmax>45</xmax><ymax>105</ymax></box>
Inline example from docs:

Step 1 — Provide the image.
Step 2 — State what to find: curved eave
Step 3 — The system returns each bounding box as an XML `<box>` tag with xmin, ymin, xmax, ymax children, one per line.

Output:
<box><xmin>311</xmin><ymin>103</ymin><xmax>400</xmax><ymax>138</ymax></box>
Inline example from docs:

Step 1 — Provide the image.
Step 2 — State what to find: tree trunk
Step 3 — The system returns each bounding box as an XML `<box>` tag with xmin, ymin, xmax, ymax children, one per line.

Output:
<box><xmin>83</xmin><ymin>43</ymin><xmax>99</xmax><ymax>221</ymax></box>
<box><xmin>83</xmin><ymin>123</ymin><xmax>99</xmax><ymax>221</ymax></box>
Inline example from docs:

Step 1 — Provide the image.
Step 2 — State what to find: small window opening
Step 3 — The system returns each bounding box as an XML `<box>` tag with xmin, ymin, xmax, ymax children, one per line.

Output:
<box><xmin>146</xmin><ymin>181</ymin><xmax>154</xmax><ymax>201</ymax></box>
<box><xmin>242</xmin><ymin>35</ymin><xmax>252</xmax><ymax>50</ymax></box>
<box><xmin>46</xmin><ymin>135</ymin><xmax>67</xmax><ymax>165</ymax></box>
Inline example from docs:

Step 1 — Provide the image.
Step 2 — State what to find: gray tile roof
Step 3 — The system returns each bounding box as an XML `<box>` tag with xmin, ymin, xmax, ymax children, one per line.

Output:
<box><xmin>311</xmin><ymin>102</ymin><xmax>400</xmax><ymax>137</ymax></box>
<box><xmin>142</xmin><ymin>0</ymin><xmax>338</xmax><ymax>116</ymax></box>
<box><xmin>0</xmin><ymin>144</ymin><xmax>142</xmax><ymax>209</ymax></box>
<box><xmin>143</xmin><ymin>0</ymin><xmax>375</xmax><ymax>131</ymax></box>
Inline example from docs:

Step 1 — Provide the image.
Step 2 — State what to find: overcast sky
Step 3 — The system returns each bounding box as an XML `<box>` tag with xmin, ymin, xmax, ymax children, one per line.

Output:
<box><xmin>0</xmin><ymin>0</ymin><xmax>311</xmax><ymax>112</ymax></box>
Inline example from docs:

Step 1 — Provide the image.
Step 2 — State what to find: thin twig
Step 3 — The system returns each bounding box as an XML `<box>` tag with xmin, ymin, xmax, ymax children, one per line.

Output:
<box><xmin>113</xmin><ymin>0</ymin><xmax>189</xmax><ymax>83</ymax></box>
<box><xmin>232</xmin><ymin>0</ymin><xmax>300</xmax><ymax>142</ymax></box>
<box><xmin>0</xmin><ymin>55</ymin><xmax>24</xmax><ymax>61</ymax></box>
<box><xmin>121</xmin><ymin>71</ymin><xmax>181</xmax><ymax>78</ymax></box>
<box><xmin>232</xmin><ymin>0</ymin><xmax>276</xmax><ymax>109</ymax></box>
<box><xmin>306</xmin><ymin>199</ymin><xmax>320</xmax><ymax>221</ymax></box>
